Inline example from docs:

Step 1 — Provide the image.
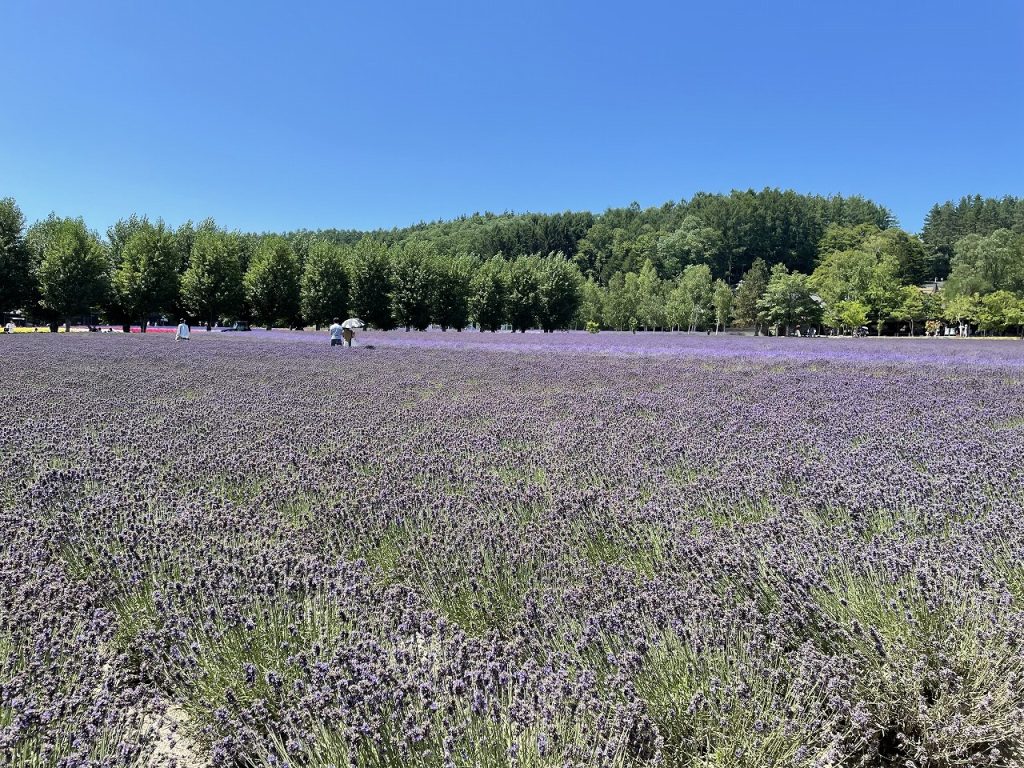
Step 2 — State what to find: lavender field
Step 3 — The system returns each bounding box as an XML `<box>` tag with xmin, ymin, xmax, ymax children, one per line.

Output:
<box><xmin>3</xmin><ymin>332</ymin><xmax>1024</xmax><ymax>768</ymax></box>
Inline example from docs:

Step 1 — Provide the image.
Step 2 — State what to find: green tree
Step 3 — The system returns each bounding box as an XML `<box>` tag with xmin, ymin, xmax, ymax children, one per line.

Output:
<box><xmin>656</xmin><ymin>216</ymin><xmax>724</xmax><ymax>278</ymax></box>
<box><xmin>732</xmin><ymin>258</ymin><xmax>769</xmax><ymax>333</ymax></box>
<box><xmin>664</xmin><ymin>280</ymin><xmax>694</xmax><ymax>332</ymax></box>
<box><xmin>893</xmin><ymin>286</ymin><xmax>926</xmax><ymax>336</ymax></box>
<box><xmin>507</xmin><ymin>256</ymin><xmax>541</xmax><ymax>332</ymax></box>
<box><xmin>0</xmin><ymin>197</ymin><xmax>33</xmax><ymax>315</ymax></box>
<box><xmin>867</xmin><ymin>253</ymin><xmax>904</xmax><ymax>335</ymax></box>
<box><xmin>577</xmin><ymin>277</ymin><xmax>604</xmax><ymax>329</ymax></box>
<box><xmin>677</xmin><ymin>264</ymin><xmax>713</xmax><ymax>331</ymax></box>
<box><xmin>977</xmin><ymin>291</ymin><xmax>1023</xmax><ymax>336</ymax></box>
<box><xmin>244</xmin><ymin>236</ymin><xmax>301</xmax><ymax>329</ymax></box>
<box><xmin>817</xmin><ymin>223</ymin><xmax>880</xmax><ymax>255</ymax></box>
<box><xmin>300</xmin><ymin>241</ymin><xmax>350</xmax><ymax>330</ymax></box>
<box><xmin>712</xmin><ymin>279</ymin><xmax>733</xmax><ymax>333</ymax></box>
<box><xmin>603</xmin><ymin>271</ymin><xmax>639</xmax><ymax>330</ymax></box>
<box><xmin>350</xmin><ymin>238</ymin><xmax>395</xmax><ymax>330</ymax></box>
<box><xmin>33</xmin><ymin>216</ymin><xmax>110</xmax><ymax>328</ymax></box>
<box><xmin>865</xmin><ymin>228</ymin><xmax>929</xmax><ymax>286</ymax></box>
<box><xmin>836</xmin><ymin>300</ymin><xmax>870</xmax><ymax>333</ymax></box>
<box><xmin>104</xmin><ymin>215</ymin><xmax>152</xmax><ymax>329</ymax></box>
<box><xmin>112</xmin><ymin>220</ymin><xmax>181</xmax><ymax>330</ymax></box>
<box><xmin>942</xmin><ymin>292</ymin><xmax>981</xmax><ymax>334</ymax></box>
<box><xmin>758</xmin><ymin>264</ymin><xmax>821</xmax><ymax>336</ymax></box>
<box><xmin>390</xmin><ymin>241</ymin><xmax>435</xmax><ymax>331</ymax></box>
<box><xmin>810</xmin><ymin>248</ymin><xmax>876</xmax><ymax>313</ymax></box>
<box><xmin>535</xmin><ymin>254</ymin><xmax>582</xmax><ymax>332</ymax></box>
<box><xmin>635</xmin><ymin>258</ymin><xmax>665</xmax><ymax>330</ymax></box>
<box><xmin>470</xmin><ymin>255</ymin><xmax>508</xmax><ymax>332</ymax></box>
<box><xmin>429</xmin><ymin>253</ymin><xmax>474</xmax><ymax>331</ymax></box>
<box><xmin>946</xmin><ymin>229</ymin><xmax>1024</xmax><ymax>297</ymax></box>
<box><xmin>182</xmin><ymin>230</ymin><xmax>245</xmax><ymax>329</ymax></box>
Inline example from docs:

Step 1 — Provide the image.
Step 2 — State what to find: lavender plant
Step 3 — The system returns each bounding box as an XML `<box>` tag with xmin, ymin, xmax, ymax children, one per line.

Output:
<box><xmin>1</xmin><ymin>330</ymin><xmax>1023</xmax><ymax>767</ymax></box>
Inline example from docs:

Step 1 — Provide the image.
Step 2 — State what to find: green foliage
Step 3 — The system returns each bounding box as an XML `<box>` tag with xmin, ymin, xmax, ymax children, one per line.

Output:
<box><xmin>0</xmin><ymin>197</ymin><xmax>33</xmax><ymax>315</ymax></box>
<box><xmin>942</xmin><ymin>292</ymin><xmax>981</xmax><ymax>326</ymax></box>
<box><xmin>298</xmin><ymin>240</ymin><xmax>349</xmax><ymax>328</ymax></box>
<box><xmin>603</xmin><ymin>271</ymin><xmax>638</xmax><ymax>330</ymax></box>
<box><xmin>814</xmin><ymin>568</ymin><xmax>1024</xmax><ymax>764</ymax></box>
<box><xmin>893</xmin><ymin>286</ymin><xmax>927</xmax><ymax>334</ymax></box>
<box><xmin>731</xmin><ymin>258</ymin><xmax>769</xmax><ymax>330</ymax></box>
<box><xmin>389</xmin><ymin>241</ymin><xmax>435</xmax><ymax>331</ymax></box>
<box><xmin>112</xmin><ymin>219</ymin><xmax>181</xmax><ymax>327</ymax></box>
<box><xmin>507</xmin><ymin>255</ymin><xmax>541</xmax><ymax>332</ymax></box>
<box><xmin>31</xmin><ymin>215</ymin><xmax>110</xmax><ymax>324</ymax></box>
<box><xmin>758</xmin><ymin>264</ymin><xmax>821</xmax><ymax>334</ymax></box>
<box><xmin>977</xmin><ymin>291</ymin><xmax>1024</xmax><ymax>335</ymax></box>
<box><xmin>922</xmin><ymin>195</ymin><xmax>1023</xmax><ymax>278</ymax></box>
<box><xmin>535</xmin><ymin>254</ymin><xmax>582</xmax><ymax>332</ymax></box>
<box><xmin>635</xmin><ymin>630</ymin><xmax>843</xmax><ymax>767</ymax></box>
<box><xmin>946</xmin><ymin>229</ymin><xmax>1024</xmax><ymax>298</ymax></box>
<box><xmin>712</xmin><ymin>279</ymin><xmax>733</xmax><ymax>332</ymax></box>
<box><xmin>836</xmin><ymin>299</ymin><xmax>870</xmax><ymax>332</ymax></box>
<box><xmin>429</xmin><ymin>253</ymin><xmax>474</xmax><ymax>330</ymax></box>
<box><xmin>470</xmin><ymin>255</ymin><xmax>508</xmax><ymax>332</ymax></box>
<box><xmin>669</xmin><ymin>264</ymin><xmax>713</xmax><ymax>332</ymax></box>
<box><xmin>635</xmin><ymin>258</ymin><xmax>665</xmax><ymax>329</ymax></box>
<box><xmin>182</xmin><ymin>229</ymin><xmax>245</xmax><ymax>328</ymax></box>
<box><xmin>656</xmin><ymin>216</ymin><xmax>724</xmax><ymax>278</ymax></box>
<box><xmin>577</xmin><ymin>276</ymin><xmax>604</xmax><ymax>328</ymax></box>
<box><xmin>244</xmin><ymin>236</ymin><xmax>301</xmax><ymax>328</ymax></box>
<box><xmin>350</xmin><ymin>238</ymin><xmax>395</xmax><ymax>330</ymax></box>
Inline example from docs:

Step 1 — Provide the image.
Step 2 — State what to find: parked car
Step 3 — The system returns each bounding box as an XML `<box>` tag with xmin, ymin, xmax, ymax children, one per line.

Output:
<box><xmin>220</xmin><ymin>321</ymin><xmax>251</xmax><ymax>332</ymax></box>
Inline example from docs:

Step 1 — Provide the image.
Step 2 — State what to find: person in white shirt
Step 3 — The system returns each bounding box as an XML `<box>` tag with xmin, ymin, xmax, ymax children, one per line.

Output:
<box><xmin>3</xmin><ymin>321</ymin><xmax>14</xmax><ymax>334</ymax></box>
<box><xmin>175</xmin><ymin>318</ymin><xmax>191</xmax><ymax>341</ymax></box>
<box><xmin>328</xmin><ymin>318</ymin><xmax>344</xmax><ymax>347</ymax></box>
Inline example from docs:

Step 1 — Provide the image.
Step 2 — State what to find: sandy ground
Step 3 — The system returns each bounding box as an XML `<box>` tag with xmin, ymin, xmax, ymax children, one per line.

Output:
<box><xmin>145</xmin><ymin>703</ymin><xmax>208</xmax><ymax>768</ymax></box>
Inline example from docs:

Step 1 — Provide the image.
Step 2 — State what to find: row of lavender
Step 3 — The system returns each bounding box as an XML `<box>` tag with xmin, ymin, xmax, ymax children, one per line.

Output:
<box><xmin>2</xmin><ymin>333</ymin><xmax>1024</xmax><ymax>767</ymax></box>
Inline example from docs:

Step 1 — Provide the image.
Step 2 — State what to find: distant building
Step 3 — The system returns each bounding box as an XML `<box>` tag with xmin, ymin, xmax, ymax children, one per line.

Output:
<box><xmin>918</xmin><ymin>278</ymin><xmax>945</xmax><ymax>294</ymax></box>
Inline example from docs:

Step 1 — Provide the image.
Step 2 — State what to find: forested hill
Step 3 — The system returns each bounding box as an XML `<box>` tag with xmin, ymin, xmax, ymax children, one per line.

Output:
<box><xmin>285</xmin><ymin>188</ymin><xmax>898</xmax><ymax>285</ymax></box>
<box><xmin>922</xmin><ymin>195</ymin><xmax>1024</xmax><ymax>278</ymax></box>
<box><xmin>3</xmin><ymin>189</ymin><xmax>1022</xmax><ymax>336</ymax></box>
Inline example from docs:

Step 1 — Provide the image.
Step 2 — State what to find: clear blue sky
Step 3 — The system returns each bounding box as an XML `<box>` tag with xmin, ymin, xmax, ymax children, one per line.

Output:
<box><xmin>2</xmin><ymin>0</ymin><xmax>1021</xmax><ymax>236</ymax></box>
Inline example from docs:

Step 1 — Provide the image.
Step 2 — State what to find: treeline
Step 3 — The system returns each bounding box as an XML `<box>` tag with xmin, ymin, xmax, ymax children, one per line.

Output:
<box><xmin>1</xmin><ymin>191</ymin><xmax>1022</xmax><ymax>335</ymax></box>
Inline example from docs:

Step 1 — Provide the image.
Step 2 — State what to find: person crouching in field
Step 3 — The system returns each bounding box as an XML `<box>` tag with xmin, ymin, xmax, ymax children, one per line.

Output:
<box><xmin>329</xmin><ymin>318</ymin><xmax>344</xmax><ymax>347</ymax></box>
<box><xmin>175</xmin><ymin>318</ymin><xmax>191</xmax><ymax>341</ymax></box>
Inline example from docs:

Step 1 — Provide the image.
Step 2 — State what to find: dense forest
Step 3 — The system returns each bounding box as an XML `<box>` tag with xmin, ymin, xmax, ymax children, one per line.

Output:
<box><xmin>1</xmin><ymin>190</ymin><xmax>1022</xmax><ymax>336</ymax></box>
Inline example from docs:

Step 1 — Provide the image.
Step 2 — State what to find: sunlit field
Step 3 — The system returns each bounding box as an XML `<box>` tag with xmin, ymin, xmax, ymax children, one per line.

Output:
<box><xmin>3</xmin><ymin>332</ymin><xmax>1024</xmax><ymax>768</ymax></box>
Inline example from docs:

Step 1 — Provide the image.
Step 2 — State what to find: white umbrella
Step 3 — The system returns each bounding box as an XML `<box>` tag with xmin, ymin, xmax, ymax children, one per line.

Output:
<box><xmin>341</xmin><ymin>318</ymin><xmax>365</xmax><ymax>330</ymax></box>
